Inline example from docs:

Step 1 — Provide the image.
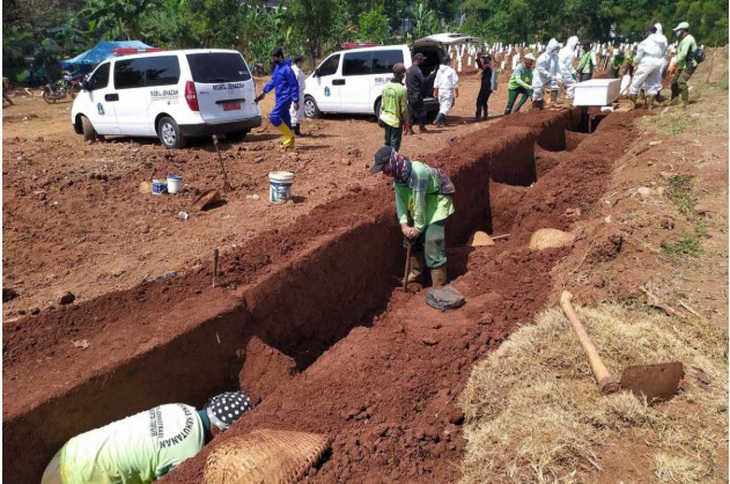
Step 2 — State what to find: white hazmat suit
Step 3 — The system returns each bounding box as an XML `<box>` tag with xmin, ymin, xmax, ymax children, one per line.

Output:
<box><xmin>289</xmin><ymin>62</ymin><xmax>306</xmax><ymax>130</ymax></box>
<box><xmin>650</xmin><ymin>23</ymin><xmax>669</xmax><ymax>90</ymax></box>
<box><xmin>557</xmin><ymin>36</ymin><xmax>580</xmax><ymax>99</ymax></box>
<box><xmin>532</xmin><ymin>38</ymin><xmax>561</xmax><ymax>103</ymax></box>
<box><xmin>628</xmin><ymin>32</ymin><xmax>664</xmax><ymax>97</ymax></box>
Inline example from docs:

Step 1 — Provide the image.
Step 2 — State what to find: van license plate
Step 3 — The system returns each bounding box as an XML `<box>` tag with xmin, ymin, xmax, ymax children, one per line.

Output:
<box><xmin>222</xmin><ymin>102</ymin><xmax>241</xmax><ymax>111</ymax></box>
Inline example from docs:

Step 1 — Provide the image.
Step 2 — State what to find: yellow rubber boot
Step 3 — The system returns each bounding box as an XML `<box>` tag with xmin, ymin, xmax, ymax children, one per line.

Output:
<box><xmin>276</xmin><ymin>124</ymin><xmax>295</xmax><ymax>148</ymax></box>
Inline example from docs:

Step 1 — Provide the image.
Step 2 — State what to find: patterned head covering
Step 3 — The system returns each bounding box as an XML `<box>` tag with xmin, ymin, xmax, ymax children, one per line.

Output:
<box><xmin>205</xmin><ymin>391</ymin><xmax>253</xmax><ymax>431</ymax></box>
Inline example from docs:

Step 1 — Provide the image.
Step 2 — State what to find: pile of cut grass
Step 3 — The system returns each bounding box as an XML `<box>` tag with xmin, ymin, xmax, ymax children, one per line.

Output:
<box><xmin>459</xmin><ymin>305</ymin><xmax>728</xmax><ymax>483</ymax></box>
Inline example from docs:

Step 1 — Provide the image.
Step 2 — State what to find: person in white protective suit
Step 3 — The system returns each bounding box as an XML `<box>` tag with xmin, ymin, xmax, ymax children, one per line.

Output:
<box><xmin>289</xmin><ymin>55</ymin><xmax>307</xmax><ymax>136</ymax></box>
<box><xmin>556</xmin><ymin>36</ymin><xmax>580</xmax><ymax>101</ymax></box>
<box><xmin>628</xmin><ymin>26</ymin><xmax>665</xmax><ymax>110</ymax></box>
<box><xmin>432</xmin><ymin>55</ymin><xmax>459</xmax><ymax>126</ymax></box>
<box><xmin>650</xmin><ymin>23</ymin><xmax>669</xmax><ymax>102</ymax></box>
<box><xmin>532</xmin><ymin>38</ymin><xmax>561</xmax><ymax>109</ymax></box>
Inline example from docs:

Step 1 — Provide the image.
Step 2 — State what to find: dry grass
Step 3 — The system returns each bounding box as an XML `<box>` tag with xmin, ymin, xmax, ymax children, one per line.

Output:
<box><xmin>458</xmin><ymin>305</ymin><xmax>728</xmax><ymax>483</ymax></box>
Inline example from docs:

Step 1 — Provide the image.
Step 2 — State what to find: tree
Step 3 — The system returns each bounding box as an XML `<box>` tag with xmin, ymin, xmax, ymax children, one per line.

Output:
<box><xmin>357</xmin><ymin>8</ymin><xmax>390</xmax><ymax>44</ymax></box>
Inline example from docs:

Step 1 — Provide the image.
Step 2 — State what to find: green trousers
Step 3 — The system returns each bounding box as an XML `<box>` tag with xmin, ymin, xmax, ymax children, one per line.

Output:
<box><xmin>504</xmin><ymin>87</ymin><xmax>532</xmax><ymax>114</ymax></box>
<box><xmin>671</xmin><ymin>67</ymin><xmax>694</xmax><ymax>102</ymax></box>
<box><xmin>404</xmin><ymin>219</ymin><xmax>447</xmax><ymax>268</ymax></box>
<box><xmin>384</xmin><ymin>122</ymin><xmax>402</xmax><ymax>151</ymax></box>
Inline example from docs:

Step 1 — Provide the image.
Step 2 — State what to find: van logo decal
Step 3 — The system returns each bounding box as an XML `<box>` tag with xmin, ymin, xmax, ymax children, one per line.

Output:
<box><xmin>374</xmin><ymin>77</ymin><xmax>386</xmax><ymax>85</ymax></box>
<box><xmin>151</xmin><ymin>89</ymin><xmax>179</xmax><ymax>102</ymax></box>
<box><xmin>97</xmin><ymin>103</ymin><xmax>105</xmax><ymax>116</ymax></box>
<box><xmin>324</xmin><ymin>87</ymin><xmax>331</xmax><ymax>97</ymax></box>
<box><xmin>212</xmin><ymin>82</ymin><xmax>245</xmax><ymax>91</ymax></box>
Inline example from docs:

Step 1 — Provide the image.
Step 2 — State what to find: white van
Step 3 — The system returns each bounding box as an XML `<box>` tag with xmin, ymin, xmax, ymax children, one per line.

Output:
<box><xmin>302</xmin><ymin>34</ymin><xmax>479</xmax><ymax>119</ymax></box>
<box><xmin>71</xmin><ymin>49</ymin><xmax>262</xmax><ymax>149</ymax></box>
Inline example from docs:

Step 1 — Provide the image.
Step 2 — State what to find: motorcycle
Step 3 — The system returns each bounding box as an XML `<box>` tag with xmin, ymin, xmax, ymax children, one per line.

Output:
<box><xmin>42</xmin><ymin>72</ymin><xmax>84</xmax><ymax>104</ymax></box>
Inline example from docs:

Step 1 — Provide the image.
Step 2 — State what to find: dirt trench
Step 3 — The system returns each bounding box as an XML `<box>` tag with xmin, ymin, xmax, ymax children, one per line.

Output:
<box><xmin>3</xmin><ymin>107</ymin><xmax>642</xmax><ymax>483</ymax></box>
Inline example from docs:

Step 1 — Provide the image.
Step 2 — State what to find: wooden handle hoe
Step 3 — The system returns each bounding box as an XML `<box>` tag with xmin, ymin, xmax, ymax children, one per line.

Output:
<box><xmin>402</xmin><ymin>242</ymin><xmax>412</xmax><ymax>292</ymax></box>
<box><xmin>560</xmin><ymin>291</ymin><xmax>621</xmax><ymax>395</ymax></box>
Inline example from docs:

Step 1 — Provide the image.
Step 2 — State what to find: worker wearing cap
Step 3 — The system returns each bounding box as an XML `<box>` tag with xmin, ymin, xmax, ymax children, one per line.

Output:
<box><xmin>577</xmin><ymin>40</ymin><xmax>597</xmax><ymax>81</ymax></box>
<box><xmin>504</xmin><ymin>53</ymin><xmax>535</xmax><ymax>115</ymax></box>
<box><xmin>432</xmin><ymin>55</ymin><xmax>459</xmax><ymax>126</ymax></box>
<box><xmin>258</xmin><ymin>47</ymin><xmax>299</xmax><ymax>149</ymax></box>
<box><xmin>370</xmin><ymin>146</ymin><xmax>454</xmax><ymax>287</ymax></box>
<box><xmin>558</xmin><ymin>36</ymin><xmax>580</xmax><ymax>101</ymax></box>
<box><xmin>379</xmin><ymin>63</ymin><xmax>409</xmax><ymax>150</ymax></box>
<box><xmin>289</xmin><ymin>55</ymin><xmax>306</xmax><ymax>137</ymax></box>
<box><xmin>406</xmin><ymin>53</ymin><xmax>436</xmax><ymax>134</ymax></box>
<box><xmin>628</xmin><ymin>26</ymin><xmax>665</xmax><ymax>110</ymax></box>
<box><xmin>41</xmin><ymin>391</ymin><xmax>253</xmax><ymax>484</ymax></box>
<box><xmin>532</xmin><ymin>38</ymin><xmax>561</xmax><ymax>110</ymax></box>
<box><xmin>669</xmin><ymin>22</ymin><xmax>697</xmax><ymax>107</ymax></box>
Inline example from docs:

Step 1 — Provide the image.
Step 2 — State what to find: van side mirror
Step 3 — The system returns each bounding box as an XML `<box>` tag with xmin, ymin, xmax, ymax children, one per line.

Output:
<box><xmin>81</xmin><ymin>80</ymin><xmax>90</xmax><ymax>91</ymax></box>
<box><xmin>314</xmin><ymin>68</ymin><xmax>321</xmax><ymax>78</ymax></box>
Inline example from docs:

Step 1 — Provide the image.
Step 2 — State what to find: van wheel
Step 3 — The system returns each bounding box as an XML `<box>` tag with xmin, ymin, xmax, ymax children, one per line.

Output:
<box><xmin>81</xmin><ymin>116</ymin><xmax>97</xmax><ymax>142</ymax></box>
<box><xmin>158</xmin><ymin>116</ymin><xmax>186</xmax><ymax>149</ymax></box>
<box><xmin>374</xmin><ymin>98</ymin><xmax>382</xmax><ymax>121</ymax></box>
<box><xmin>303</xmin><ymin>96</ymin><xmax>320</xmax><ymax>119</ymax></box>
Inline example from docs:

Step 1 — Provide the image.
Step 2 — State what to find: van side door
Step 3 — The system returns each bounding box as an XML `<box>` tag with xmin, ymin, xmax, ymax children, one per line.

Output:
<box><xmin>77</xmin><ymin>62</ymin><xmax>118</xmax><ymax>135</ymax></box>
<box><xmin>307</xmin><ymin>54</ymin><xmax>340</xmax><ymax>111</ymax></box>
<box><xmin>113</xmin><ymin>55</ymin><xmax>181</xmax><ymax>136</ymax></box>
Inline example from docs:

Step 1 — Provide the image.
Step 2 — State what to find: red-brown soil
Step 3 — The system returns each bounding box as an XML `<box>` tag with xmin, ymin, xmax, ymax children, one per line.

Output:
<box><xmin>4</xmin><ymin>63</ymin><xmax>642</xmax><ymax>483</ymax></box>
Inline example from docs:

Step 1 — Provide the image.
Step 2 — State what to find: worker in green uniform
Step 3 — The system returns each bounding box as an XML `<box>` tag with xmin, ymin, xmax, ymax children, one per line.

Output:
<box><xmin>609</xmin><ymin>50</ymin><xmax>625</xmax><ymax>78</ymax></box>
<box><xmin>577</xmin><ymin>40</ymin><xmax>597</xmax><ymax>81</ymax></box>
<box><xmin>370</xmin><ymin>146</ymin><xmax>455</xmax><ymax>287</ymax></box>
<box><xmin>504</xmin><ymin>53</ymin><xmax>535</xmax><ymax>115</ymax></box>
<box><xmin>41</xmin><ymin>391</ymin><xmax>253</xmax><ymax>484</ymax></box>
<box><xmin>379</xmin><ymin>63</ymin><xmax>410</xmax><ymax>150</ymax></box>
<box><xmin>669</xmin><ymin>22</ymin><xmax>698</xmax><ymax>107</ymax></box>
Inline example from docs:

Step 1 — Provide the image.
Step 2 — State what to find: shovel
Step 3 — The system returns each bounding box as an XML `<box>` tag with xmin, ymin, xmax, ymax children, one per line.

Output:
<box><xmin>560</xmin><ymin>291</ymin><xmax>683</xmax><ymax>404</ymax></box>
<box><xmin>401</xmin><ymin>241</ymin><xmax>413</xmax><ymax>292</ymax></box>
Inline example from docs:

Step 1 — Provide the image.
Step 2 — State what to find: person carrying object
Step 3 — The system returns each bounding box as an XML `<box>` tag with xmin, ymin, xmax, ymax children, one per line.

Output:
<box><xmin>42</xmin><ymin>391</ymin><xmax>253</xmax><ymax>484</ymax></box>
<box><xmin>474</xmin><ymin>53</ymin><xmax>493</xmax><ymax>120</ymax></box>
<box><xmin>406</xmin><ymin>53</ymin><xmax>437</xmax><ymax>134</ymax></box>
<box><xmin>668</xmin><ymin>22</ymin><xmax>697</xmax><ymax>108</ymax></box>
<box><xmin>432</xmin><ymin>55</ymin><xmax>459</xmax><ymax>126</ymax></box>
<box><xmin>379</xmin><ymin>63</ymin><xmax>410</xmax><ymax>150</ymax></box>
<box><xmin>504</xmin><ymin>53</ymin><xmax>535</xmax><ymax>115</ymax></box>
<box><xmin>257</xmin><ymin>47</ymin><xmax>299</xmax><ymax>149</ymax></box>
<box><xmin>289</xmin><ymin>55</ymin><xmax>307</xmax><ymax>137</ymax></box>
<box><xmin>628</xmin><ymin>26</ymin><xmax>665</xmax><ymax>110</ymax></box>
<box><xmin>370</xmin><ymin>146</ymin><xmax>454</xmax><ymax>287</ymax></box>
<box><xmin>558</xmin><ymin>36</ymin><xmax>580</xmax><ymax>100</ymax></box>
<box><xmin>577</xmin><ymin>40</ymin><xmax>597</xmax><ymax>81</ymax></box>
<box><xmin>609</xmin><ymin>49</ymin><xmax>625</xmax><ymax>79</ymax></box>
<box><xmin>532</xmin><ymin>38</ymin><xmax>561</xmax><ymax>109</ymax></box>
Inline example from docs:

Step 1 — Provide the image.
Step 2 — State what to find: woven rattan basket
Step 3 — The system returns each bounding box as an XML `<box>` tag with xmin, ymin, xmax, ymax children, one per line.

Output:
<box><xmin>203</xmin><ymin>429</ymin><xmax>331</xmax><ymax>484</ymax></box>
<box><xmin>529</xmin><ymin>228</ymin><xmax>575</xmax><ymax>250</ymax></box>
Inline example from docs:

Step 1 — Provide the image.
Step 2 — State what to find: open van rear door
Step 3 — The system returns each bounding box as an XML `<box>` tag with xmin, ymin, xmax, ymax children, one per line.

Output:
<box><xmin>412</xmin><ymin>33</ymin><xmax>482</xmax><ymax>48</ymax></box>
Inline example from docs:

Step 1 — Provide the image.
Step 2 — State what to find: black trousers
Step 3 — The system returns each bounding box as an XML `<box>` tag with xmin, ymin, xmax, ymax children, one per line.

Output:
<box><xmin>408</xmin><ymin>94</ymin><xmax>426</xmax><ymax>128</ymax></box>
<box><xmin>476</xmin><ymin>87</ymin><xmax>492</xmax><ymax>117</ymax></box>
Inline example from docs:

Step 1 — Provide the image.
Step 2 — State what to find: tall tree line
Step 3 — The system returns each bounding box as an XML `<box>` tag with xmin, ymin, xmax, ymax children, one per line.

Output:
<box><xmin>3</xmin><ymin>0</ymin><xmax>727</xmax><ymax>78</ymax></box>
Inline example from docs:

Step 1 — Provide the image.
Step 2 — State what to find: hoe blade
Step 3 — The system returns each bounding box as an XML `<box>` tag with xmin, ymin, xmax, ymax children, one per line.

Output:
<box><xmin>620</xmin><ymin>361</ymin><xmax>684</xmax><ymax>404</ymax></box>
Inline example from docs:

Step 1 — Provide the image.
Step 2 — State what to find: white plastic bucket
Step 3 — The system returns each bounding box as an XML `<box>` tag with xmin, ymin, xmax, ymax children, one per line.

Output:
<box><xmin>151</xmin><ymin>179</ymin><xmax>167</xmax><ymax>195</ymax></box>
<box><xmin>166</xmin><ymin>175</ymin><xmax>182</xmax><ymax>194</ymax></box>
<box><xmin>268</xmin><ymin>171</ymin><xmax>295</xmax><ymax>204</ymax></box>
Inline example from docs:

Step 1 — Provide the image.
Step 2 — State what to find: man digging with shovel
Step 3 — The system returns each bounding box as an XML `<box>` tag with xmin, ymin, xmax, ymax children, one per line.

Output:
<box><xmin>370</xmin><ymin>146</ymin><xmax>454</xmax><ymax>288</ymax></box>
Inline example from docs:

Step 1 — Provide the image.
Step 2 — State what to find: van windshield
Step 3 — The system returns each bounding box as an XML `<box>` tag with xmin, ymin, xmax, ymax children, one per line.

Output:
<box><xmin>186</xmin><ymin>53</ymin><xmax>252</xmax><ymax>83</ymax></box>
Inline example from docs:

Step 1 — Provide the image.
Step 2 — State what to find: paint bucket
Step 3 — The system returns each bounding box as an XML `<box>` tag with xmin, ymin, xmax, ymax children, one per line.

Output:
<box><xmin>166</xmin><ymin>175</ymin><xmax>182</xmax><ymax>194</ymax></box>
<box><xmin>268</xmin><ymin>171</ymin><xmax>295</xmax><ymax>204</ymax></box>
<box><xmin>151</xmin><ymin>179</ymin><xmax>167</xmax><ymax>195</ymax></box>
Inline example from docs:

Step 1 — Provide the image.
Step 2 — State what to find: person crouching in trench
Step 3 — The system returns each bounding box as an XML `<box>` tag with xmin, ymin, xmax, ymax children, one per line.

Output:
<box><xmin>41</xmin><ymin>391</ymin><xmax>253</xmax><ymax>484</ymax></box>
<box><xmin>370</xmin><ymin>146</ymin><xmax>454</xmax><ymax>287</ymax></box>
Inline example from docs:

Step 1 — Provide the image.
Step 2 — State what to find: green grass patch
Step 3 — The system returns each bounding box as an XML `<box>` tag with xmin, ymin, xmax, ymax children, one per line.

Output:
<box><xmin>661</xmin><ymin>234</ymin><xmax>702</xmax><ymax>258</ymax></box>
<box><xmin>668</xmin><ymin>174</ymin><xmax>696</xmax><ymax>215</ymax></box>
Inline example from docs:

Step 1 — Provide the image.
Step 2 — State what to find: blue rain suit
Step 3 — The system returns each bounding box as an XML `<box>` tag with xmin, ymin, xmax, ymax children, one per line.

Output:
<box><xmin>262</xmin><ymin>59</ymin><xmax>300</xmax><ymax>128</ymax></box>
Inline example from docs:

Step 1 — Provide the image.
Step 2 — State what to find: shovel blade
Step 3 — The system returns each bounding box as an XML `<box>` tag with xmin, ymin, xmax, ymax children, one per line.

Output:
<box><xmin>620</xmin><ymin>361</ymin><xmax>684</xmax><ymax>404</ymax></box>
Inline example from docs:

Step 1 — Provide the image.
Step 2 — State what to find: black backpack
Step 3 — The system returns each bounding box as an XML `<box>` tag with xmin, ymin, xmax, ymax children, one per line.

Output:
<box><xmin>694</xmin><ymin>47</ymin><xmax>706</xmax><ymax>63</ymax></box>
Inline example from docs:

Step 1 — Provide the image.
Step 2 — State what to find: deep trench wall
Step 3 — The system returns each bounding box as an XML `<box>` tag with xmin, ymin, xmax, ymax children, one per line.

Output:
<box><xmin>4</xmin><ymin>301</ymin><xmax>250</xmax><ymax>484</ymax></box>
<box><xmin>4</xmin><ymin>109</ymin><xmax>579</xmax><ymax>484</ymax></box>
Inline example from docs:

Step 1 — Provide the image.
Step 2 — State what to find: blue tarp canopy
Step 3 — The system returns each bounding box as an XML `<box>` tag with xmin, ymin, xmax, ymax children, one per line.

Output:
<box><xmin>59</xmin><ymin>40</ymin><xmax>153</xmax><ymax>69</ymax></box>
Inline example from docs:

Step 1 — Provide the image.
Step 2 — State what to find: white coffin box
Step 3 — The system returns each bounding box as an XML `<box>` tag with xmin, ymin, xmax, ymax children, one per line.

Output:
<box><xmin>573</xmin><ymin>79</ymin><xmax>621</xmax><ymax>106</ymax></box>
